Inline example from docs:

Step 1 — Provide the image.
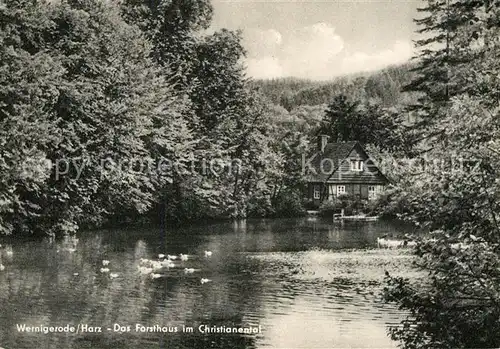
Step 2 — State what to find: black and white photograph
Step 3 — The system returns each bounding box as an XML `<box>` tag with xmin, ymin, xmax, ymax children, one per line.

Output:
<box><xmin>0</xmin><ymin>0</ymin><xmax>499</xmax><ymax>348</ymax></box>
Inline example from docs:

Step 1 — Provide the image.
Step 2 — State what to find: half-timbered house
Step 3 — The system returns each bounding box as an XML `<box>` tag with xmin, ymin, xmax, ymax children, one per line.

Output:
<box><xmin>305</xmin><ymin>136</ymin><xmax>389</xmax><ymax>206</ymax></box>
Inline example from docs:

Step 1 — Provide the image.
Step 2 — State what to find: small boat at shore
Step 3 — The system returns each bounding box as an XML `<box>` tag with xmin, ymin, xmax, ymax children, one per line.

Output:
<box><xmin>333</xmin><ymin>214</ymin><xmax>379</xmax><ymax>222</ymax></box>
<box><xmin>341</xmin><ymin>215</ymin><xmax>379</xmax><ymax>221</ymax></box>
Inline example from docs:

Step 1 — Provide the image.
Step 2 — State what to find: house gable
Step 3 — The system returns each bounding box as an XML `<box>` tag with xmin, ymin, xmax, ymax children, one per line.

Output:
<box><xmin>327</xmin><ymin>143</ymin><xmax>388</xmax><ymax>184</ymax></box>
<box><xmin>306</xmin><ymin>141</ymin><xmax>357</xmax><ymax>183</ymax></box>
<box><xmin>307</xmin><ymin>142</ymin><xmax>388</xmax><ymax>185</ymax></box>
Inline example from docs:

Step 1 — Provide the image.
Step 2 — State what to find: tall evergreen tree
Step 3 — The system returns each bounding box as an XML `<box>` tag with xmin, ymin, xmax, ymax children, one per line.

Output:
<box><xmin>319</xmin><ymin>95</ymin><xmax>361</xmax><ymax>143</ymax></box>
<box><xmin>317</xmin><ymin>94</ymin><xmax>406</xmax><ymax>151</ymax></box>
<box><xmin>403</xmin><ymin>0</ymin><xmax>487</xmax><ymax>146</ymax></box>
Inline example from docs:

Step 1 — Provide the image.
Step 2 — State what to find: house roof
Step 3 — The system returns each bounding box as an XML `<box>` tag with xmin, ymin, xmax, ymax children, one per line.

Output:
<box><xmin>306</xmin><ymin>141</ymin><xmax>358</xmax><ymax>182</ymax></box>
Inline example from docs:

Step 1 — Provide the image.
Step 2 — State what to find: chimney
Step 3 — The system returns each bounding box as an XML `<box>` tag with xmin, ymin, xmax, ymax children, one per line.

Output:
<box><xmin>319</xmin><ymin>135</ymin><xmax>329</xmax><ymax>152</ymax></box>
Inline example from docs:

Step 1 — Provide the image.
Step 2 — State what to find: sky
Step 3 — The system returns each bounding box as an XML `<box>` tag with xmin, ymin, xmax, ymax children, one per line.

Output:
<box><xmin>211</xmin><ymin>0</ymin><xmax>421</xmax><ymax>80</ymax></box>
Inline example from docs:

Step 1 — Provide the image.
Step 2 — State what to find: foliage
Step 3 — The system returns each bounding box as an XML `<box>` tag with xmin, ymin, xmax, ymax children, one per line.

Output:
<box><xmin>317</xmin><ymin>201</ymin><xmax>337</xmax><ymax>217</ymax></box>
<box><xmin>402</xmin><ymin>0</ymin><xmax>488</xmax><ymax>149</ymax></box>
<box><xmin>383</xmin><ymin>1</ymin><xmax>500</xmax><ymax>348</ymax></box>
<box><xmin>251</xmin><ymin>64</ymin><xmax>419</xmax><ymax>110</ymax></box>
<box><xmin>120</xmin><ymin>0</ymin><xmax>213</xmax><ymax>83</ymax></box>
<box><xmin>270</xmin><ymin>190</ymin><xmax>306</xmax><ymax>218</ymax></box>
<box><xmin>318</xmin><ymin>194</ymin><xmax>369</xmax><ymax>217</ymax></box>
<box><xmin>120</xmin><ymin>0</ymin><xmax>303</xmax><ymax>221</ymax></box>
<box><xmin>319</xmin><ymin>95</ymin><xmax>361</xmax><ymax>143</ymax></box>
<box><xmin>0</xmin><ymin>0</ymin><xmax>314</xmax><ymax>235</ymax></box>
<box><xmin>365</xmin><ymin>188</ymin><xmax>411</xmax><ymax>219</ymax></box>
<box><xmin>246</xmin><ymin>195</ymin><xmax>273</xmax><ymax>218</ymax></box>
<box><xmin>0</xmin><ymin>0</ymin><xmax>59</xmax><ymax>234</ymax></box>
<box><xmin>316</xmin><ymin>94</ymin><xmax>409</xmax><ymax>152</ymax></box>
<box><xmin>0</xmin><ymin>0</ymin><xmax>192</xmax><ymax>235</ymax></box>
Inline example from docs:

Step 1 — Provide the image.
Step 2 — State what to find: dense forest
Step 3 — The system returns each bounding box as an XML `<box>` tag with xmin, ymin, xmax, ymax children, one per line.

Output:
<box><xmin>252</xmin><ymin>63</ymin><xmax>418</xmax><ymax>110</ymax></box>
<box><xmin>250</xmin><ymin>63</ymin><xmax>422</xmax><ymax>155</ymax></box>
<box><xmin>0</xmin><ymin>0</ymin><xmax>417</xmax><ymax>237</ymax></box>
<box><xmin>379</xmin><ymin>0</ymin><xmax>500</xmax><ymax>348</ymax></box>
<box><xmin>0</xmin><ymin>0</ymin><xmax>310</xmax><ymax>236</ymax></box>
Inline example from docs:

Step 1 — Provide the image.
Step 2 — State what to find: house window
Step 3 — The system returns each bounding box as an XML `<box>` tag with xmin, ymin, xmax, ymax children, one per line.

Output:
<box><xmin>368</xmin><ymin>185</ymin><xmax>380</xmax><ymax>200</ymax></box>
<box><xmin>328</xmin><ymin>185</ymin><xmax>336</xmax><ymax>201</ymax></box>
<box><xmin>350</xmin><ymin>160</ymin><xmax>364</xmax><ymax>172</ymax></box>
<box><xmin>336</xmin><ymin>185</ymin><xmax>346</xmax><ymax>196</ymax></box>
<box><xmin>313</xmin><ymin>185</ymin><xmax>321</xmax><ymax>199</ymax></box>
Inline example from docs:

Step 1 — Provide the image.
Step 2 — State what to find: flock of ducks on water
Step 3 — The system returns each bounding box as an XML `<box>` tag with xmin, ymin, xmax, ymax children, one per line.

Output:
<box><xmin>377</xmin><ymin>235</ymin><xmax>471</xmax><ymax>250</ymax></box>
<box><xmin>0</xmin><ymin>234</ymin><xmax>471</xmax><ymax>276</ymax></box>
<box><xmin>98</xmin><ymin>250</ymin><xmax>214</xmax><ymax>284</ymax></box>
<box><xmin>0</xmin><ymin>240</ymin><xmax>214</xmax><ymax>284</ymax></box>
<box><xmin>0</xmin><ymin>235</ymin><xmax>427</xmax><ymax>274</ymax></box>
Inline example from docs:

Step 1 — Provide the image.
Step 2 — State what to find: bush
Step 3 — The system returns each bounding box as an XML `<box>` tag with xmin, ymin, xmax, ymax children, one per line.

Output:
<box><xmin>303</xmin><ymin>199</ymin><xmax>317</xmax><ymax>211</ymax></box>
<box><xmin>318</xmin><ymin>194</ymin><xmax>376</xmax><ymax>217</ymax></box>
<box><xmin>271</xmin><ymin>190</ymin><xmax>306</xmax><ymax>218</ymax></box>
<box><xmin>318</xmin><ymin>200</ymin><xmax>340</xmax><ymax>217</ymax></box>
<box><xmin>369</xmin><ymin>187</ymin><xmax>413</xmax><ymax>219</ymax></box>
<box><xmin>247</xmin><ymin>195</ymin><xmax>274</xmax><ymax>218</ymax></box>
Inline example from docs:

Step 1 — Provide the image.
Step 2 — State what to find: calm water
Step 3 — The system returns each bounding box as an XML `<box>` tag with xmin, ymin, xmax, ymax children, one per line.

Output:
<box><xmin>0</xmin><ymin>218</ymin><xmax>422</xmax><ymax>349</ymax></box>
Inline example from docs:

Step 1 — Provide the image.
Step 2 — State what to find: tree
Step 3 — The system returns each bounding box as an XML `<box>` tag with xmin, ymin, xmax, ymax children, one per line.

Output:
<box><xmin>403</xmin><ymin>0</ymin><xmax>487</xmax><ymax>147</ymax></box>
<box><xmin>383</xmin><ymin>2</ymin><xmax>500</xmax><ymax>348</ymax></box>
<box><xmin>317</xmin><ymin>95</ymin><xmax>407</xmax><ymax>151</ymax></box>
<box><xmin>0</xmin><ymin>0</ymin><xmax>62</xmax><ymax>234</ymax></box>
<box><xmin>319</xmin><ymin>95</ymin><xmax>361</xmax><ymax>143</ymax></box>
<box><xmin>0</xmin><ymin>0</ymin><xmax>192</xmax><ymax>235</ymax></box>
<box><xmin>121</xmin><ymin>0</ymin><xmax>285</xmax><ymax>221</ymax></box>
<box><xmin>120</xmin><ymin>0</ymin><xmax>213</xmax><ymax>84</ymax></box>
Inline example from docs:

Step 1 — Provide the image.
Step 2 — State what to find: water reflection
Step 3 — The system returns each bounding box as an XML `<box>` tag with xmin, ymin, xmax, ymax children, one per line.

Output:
<box><xmin>0</xmin><ymin>218</ymin><xmax>418</xmax><ymax>349</ymax></box>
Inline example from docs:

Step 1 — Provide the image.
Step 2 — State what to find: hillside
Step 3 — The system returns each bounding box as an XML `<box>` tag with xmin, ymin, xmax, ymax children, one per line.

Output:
<box><xmin>251</xmin><ymin>63</ymin><xmax>418</xmax><ymax>111</ymax></box>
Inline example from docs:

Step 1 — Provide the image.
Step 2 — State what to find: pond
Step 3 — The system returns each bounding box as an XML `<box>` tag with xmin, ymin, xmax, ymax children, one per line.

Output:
<box><xmin>0</xmin><ymin>218</ymin><xmax>422</xmax><ymax>349</ymax></box>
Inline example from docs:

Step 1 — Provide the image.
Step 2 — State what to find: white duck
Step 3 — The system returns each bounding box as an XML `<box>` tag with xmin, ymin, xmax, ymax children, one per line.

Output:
<box><xmin>180</xmin><ymin>254</ymin><xmax>189</xmax><ymax>261</ymax></box>
<box><xmin>161</xmin><ymin>259</ymin><xmax>175</xmax><ymax>268</ymax></box>
<box><xmin>150</xmin><ymin>260</ymin><xmax>163</xmax><ymax>271</ymax></box>
<box><xmin>184</xmin><ymin>268</ymin><xmax>195</xmax><ymax>274</ymax></box>
<box><xmin>138</xmin><ymin>266</ymin><xmax>153</xmax><ymax>275</ymax></box>
<box><xmin>4</xmin><ymin>246</ymin><xmax>13</xmax><ymax>257</ymax></box>
<box><xmin>204</xmin><ymin>251</ymin><xmax>212</xmax><ymax>257</ymax></box>
<box><xmin>201</xmin><ymin>278</ymin><xmax>212</xmax><ymax>284</ymax></box>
